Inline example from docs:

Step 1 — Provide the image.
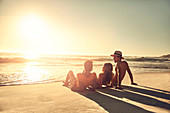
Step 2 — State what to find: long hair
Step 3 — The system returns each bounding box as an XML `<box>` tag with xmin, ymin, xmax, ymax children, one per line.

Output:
<box><xmin>103</xmin><ymin>63</ymin><xmax>113</xmax><ymax>84</ymax></box>
<box><xmin>104</xmin><ymin>63</ymin><xmax>113</xmax><ymax>71</ymax></box>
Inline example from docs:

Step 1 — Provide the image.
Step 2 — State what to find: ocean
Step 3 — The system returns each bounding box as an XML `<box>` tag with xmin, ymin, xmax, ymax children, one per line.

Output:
<box><xmin>0</xmin><ymin>53</ymin><xmax>170</xmax><ymax>86</ymax></box>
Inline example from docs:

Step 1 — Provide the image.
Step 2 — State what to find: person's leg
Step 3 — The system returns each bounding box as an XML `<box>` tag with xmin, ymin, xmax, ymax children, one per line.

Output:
<box><xmin>63</xmin><ymin>71</ymin><xmax>75</xmax><ymax>87</ymax></box>
<box><xmin>67</xmin><ymin>71</ymin><xmax>77</xmax><ymax>88</ymax></box>
<box><xmin>84</xmin><ymin>73</ymin><xmax>98</xmax><ymax>91</ymax></box>
<box><xmin>63</xmin><ymin>71</ymin><xmax>70</xmax><ymax>86</ymax></box>
<box><xmin>91</xmin><ymin>73</ymin><xmax>98</xmax><ymax>90</ymax></box>
<box><xmin>71</xmin><ymin>73</ymin><xmax>85</xmax><ymax>92</ymax></box>
<box><xmin>71</xmin><ymin>81</ymin><xmax>85</xmax><ymax>92</ymax></box>
<box><xmin>113</xmin><ymin>74</ymin><xmax>124</xmax><ymax>89</ymax></box>
<box><xmin>98</xmin><ymin>73</ymin><xmax>104</xmax><ymax>88</ymax></box>
<box><xmin>111</xmin><ymin>75</ymin><xmax>117</xmax><ymax>87</ymax></box>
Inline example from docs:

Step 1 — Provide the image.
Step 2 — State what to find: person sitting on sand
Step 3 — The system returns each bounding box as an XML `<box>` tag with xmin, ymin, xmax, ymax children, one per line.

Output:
<box><xmin>97</xmin><ymin>63</ymin><xmax>114</xmax><ymax>88</ymax></box>
<box><xmin>63</xmin><ymin>60</ymin><xmax>97</xmax><ymax>92</ymax></box>
<box><xmin>111</xmin><ymin>51</ymin><xmax>137</xmax><ymax>89</ymax></box>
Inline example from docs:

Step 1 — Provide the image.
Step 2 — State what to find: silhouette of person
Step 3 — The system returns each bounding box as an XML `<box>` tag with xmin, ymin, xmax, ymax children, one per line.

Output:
<box><xmin>97</xmin><ymin>63</ymin><xmax>114</xmax><ymax>88</ymax></box>
<box><xmin>111</xmin><ymin>51</ymin><xmax>137</xmax><ymax>89</ymax></box>
<box><xmin>63</xmin><ymin>60</ymin><xmax>97</xmax><ymax>91</ymax></box>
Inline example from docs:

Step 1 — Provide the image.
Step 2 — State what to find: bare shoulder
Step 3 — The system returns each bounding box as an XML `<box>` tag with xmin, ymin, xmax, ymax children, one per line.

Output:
<box><xmin>91</xmin><ymin>72</ymin><xmax>97</xmax><ymax>75</ymax></box>
<box><xmin>122</xmin><ymin>61</ymin><xmax>128</xmax><ymax>65</ymax></box>
<box><xmin>77</xmin><ymin>73</ymin><xmax>83</xmax><ymax>76</ymax></box>
<box><xmin>99</xmin><ymin>72</ymin><xmax>104</xmax><ymax>75</ymax></box>
<box><xmin>117</xmin><ymin>61</ymin><xmax>128</xmax><ymax>66</ymax></box>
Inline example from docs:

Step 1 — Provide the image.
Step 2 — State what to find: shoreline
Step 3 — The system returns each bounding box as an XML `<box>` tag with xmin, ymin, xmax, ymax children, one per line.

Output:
<box><xmin>0</xmin><ymin>72</ymin><xmax>169</xmax><ymax>113</ymax></box>
<box><xmin>0</xmin><ymin>71</ymin><xmax>170</xmax><ymax>87</ymax></box>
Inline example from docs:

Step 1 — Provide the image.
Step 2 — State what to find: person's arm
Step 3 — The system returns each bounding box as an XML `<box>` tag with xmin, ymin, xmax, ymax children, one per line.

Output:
<box><xmin>115</xmin><ymin>64</ymin><xmax>123</xmax><ymax>89</ymax></box>
<box><xmin>118</xmin><ymin>67</ymin><xmax>121</xmax><ymax>87</ymax></box>
<box><xmin>126</xmin><ymin>62</ymin><xmax>137</xmax><ymax>85</ymax></box>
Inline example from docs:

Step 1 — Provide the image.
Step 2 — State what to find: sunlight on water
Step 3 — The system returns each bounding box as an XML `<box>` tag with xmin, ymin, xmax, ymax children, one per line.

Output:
<box><xmin>23</xmin><ymin>52</ymin><xmax>40</xmax><ymax>59</ymax></box>
<box><xmin>26</xmin><ymin>62</ymin><xmax>40</xmax><ymax>65</ymax></box>
<box><xmin>0</xmin><ymin>54</ymin><xmax>170</xmax><ymax>86</ymax></box>
<box><xmin>23</xmin><ymin>65</ymin><xmax>49</xmax><ymax>82</ymax></box>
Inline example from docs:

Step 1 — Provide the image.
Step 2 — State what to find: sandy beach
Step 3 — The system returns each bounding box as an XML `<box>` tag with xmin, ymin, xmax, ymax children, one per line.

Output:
<box><xmin>0</xmin><ymin>72</ymin><xmax>169</xmax><ymax>113</ymax></box>
<box><xmin>1</xmin><ymin>0</ymin><xmax>170</xmax><ymax>112</ymax></box>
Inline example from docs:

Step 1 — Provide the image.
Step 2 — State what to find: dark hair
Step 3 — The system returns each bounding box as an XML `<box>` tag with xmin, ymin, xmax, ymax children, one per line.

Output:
<box><xmin>84</xmin><ymin>60</ymin><xmax>93</xmax><ymax>71</ymax></box>
<box><xmin>104</xmin><ymin>63</ymin><xmax>113</xmax><ymax>71</ymax></box>
<box><xmin>102</xmin><ymin>63</ymin><xmax>113</xmax><ymax>84</ymax></box>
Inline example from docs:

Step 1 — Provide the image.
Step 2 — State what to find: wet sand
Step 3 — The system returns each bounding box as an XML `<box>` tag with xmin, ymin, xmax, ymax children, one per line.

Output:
<box><xmin>0</xmin><ymin>72</ymin><xmax>169</xmax><ymax>113</ymax></box>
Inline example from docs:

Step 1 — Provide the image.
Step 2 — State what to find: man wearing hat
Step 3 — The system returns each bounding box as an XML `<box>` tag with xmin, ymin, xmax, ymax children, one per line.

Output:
<box><xmin>111</xmin><ymin>51</ymin><xmax>137</xmax><ymax>89</ymax></box>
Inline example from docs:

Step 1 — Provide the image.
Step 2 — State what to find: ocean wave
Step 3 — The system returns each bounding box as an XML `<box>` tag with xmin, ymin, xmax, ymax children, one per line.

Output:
<box><xmin>0</xmin><ymin>55</ymin><xmax>170</xmax><ymax>64</ymax></box>
<box><xmin>131</xmin><ymin>65</ymin><xmax>170</xmax><ymax>69</ymax></box>
<box><xmin>0</xmin><ymin>56</ymin><xmax>112</xmax><ymax>63</ymax></box>
<box><xmin>0</xmin><ymin>57</ymin><xmax>31</xmax><ymax>63</ymax></box>
<box><xmin>125</xmin><ymin>57</ymin><xmax>170</xmax><ymax>62</ymax></box>
<box><xmin>40</xmin><ymin>56</ymin><xmax>112</xmax><ymax>62</ymax></box>
<box><xmin>34</xmin><ymin>63</ymin><xmax>103</xmax><ymax>67</ymax></box>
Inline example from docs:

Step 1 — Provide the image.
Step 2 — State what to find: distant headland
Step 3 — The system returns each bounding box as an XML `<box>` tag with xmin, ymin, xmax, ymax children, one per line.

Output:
<box><xmin>161</xmin><ymin>54</ymin><xmax>170</xmax><ymax>58</ymax></box>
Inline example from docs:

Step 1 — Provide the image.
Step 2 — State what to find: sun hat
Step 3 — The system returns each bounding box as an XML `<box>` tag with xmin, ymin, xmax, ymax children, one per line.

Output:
<box><xmin>111</xmin><ymin>51</ymin><xmax>124</xmax><ymax>59</ymax></box>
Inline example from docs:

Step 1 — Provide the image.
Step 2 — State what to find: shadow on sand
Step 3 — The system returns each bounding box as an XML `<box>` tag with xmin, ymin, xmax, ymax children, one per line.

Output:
<box><xmin>138</xmin><ymin>85</ymin><xmax>170</xmax><ymax>94</ymax></box>
<box><xmin>122</xmin><ymin>85</ymin><xmax>170</xmax><ymax>100</ymax></box>
<box><xmin>79</xmin><ymin>85</ymin><xmax>170</xmax><ymax>113</ymax></box>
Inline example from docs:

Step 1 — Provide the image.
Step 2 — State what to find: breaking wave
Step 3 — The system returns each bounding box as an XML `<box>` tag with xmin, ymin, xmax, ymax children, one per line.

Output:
<box><xmin>125</xmin><ymin>57</ymin><xmax>170</xmax><ymax>62</ymax></box>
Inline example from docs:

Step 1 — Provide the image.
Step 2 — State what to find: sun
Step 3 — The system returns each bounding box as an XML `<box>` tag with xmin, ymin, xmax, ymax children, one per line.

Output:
<box><xmin>19</xmin><ymin>14</ymin><xmax>48</xmax><ymax>39</ymax></box>
<box><xmin>18</xmin><ymin>14</ymin><xmax>53</xmax><ymax>54</ymax></box>
<box><xmin>18</xmin><ymin>13</ymin><xmax>73</xmax><ymax>55</ymax></box>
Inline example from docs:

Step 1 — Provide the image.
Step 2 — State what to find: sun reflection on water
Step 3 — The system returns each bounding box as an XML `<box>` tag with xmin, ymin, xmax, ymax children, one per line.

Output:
<box><xmin>23</xmin><ymin>63</ymin><xmax>49</xmax><ymax>82</ymax></box>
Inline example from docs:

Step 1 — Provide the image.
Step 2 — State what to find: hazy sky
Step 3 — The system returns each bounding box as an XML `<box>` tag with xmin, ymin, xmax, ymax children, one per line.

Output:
<box><xmin>0</xmin><ymin>0</ymin><xmax>170</xmax><ymax>56</ymax></box>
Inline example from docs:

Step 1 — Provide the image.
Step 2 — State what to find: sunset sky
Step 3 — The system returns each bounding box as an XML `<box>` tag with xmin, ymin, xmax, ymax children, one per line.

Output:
<box><xmin>0</xmin><ymin>0</ymin><xmax>170</xmax><ymax>56</ymax></box>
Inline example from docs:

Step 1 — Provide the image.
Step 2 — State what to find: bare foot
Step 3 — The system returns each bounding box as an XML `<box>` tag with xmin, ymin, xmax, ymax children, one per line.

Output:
<box><xmin>62</xmin><ymin>83</ymin><xmax>69</xmax><ymax>87</ymax></box>
<box><xmin>115</xmin><ymin>86</ymin><xmax>123</xmax><ymax>90</ymax></box>
<box><xmin>88</xmin><ymin>86</ymin><xmax>96</xmax><ymax>91</ymax></box>
<box><xmin>131</xmin><ymin>83</ymin><xmax>138</xmax><ymax>85</ymax></box>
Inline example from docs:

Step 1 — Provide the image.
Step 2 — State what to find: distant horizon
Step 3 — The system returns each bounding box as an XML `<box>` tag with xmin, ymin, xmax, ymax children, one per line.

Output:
<box><xmin>0</xmin><ymin>51</ymin><xmax>169</xmax><ymax>57</ymax></box>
